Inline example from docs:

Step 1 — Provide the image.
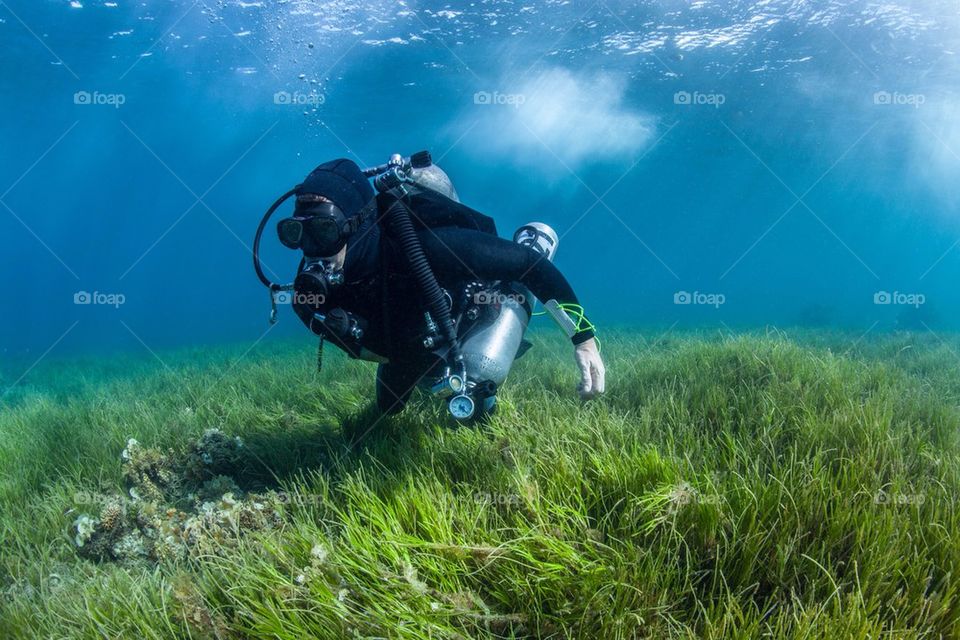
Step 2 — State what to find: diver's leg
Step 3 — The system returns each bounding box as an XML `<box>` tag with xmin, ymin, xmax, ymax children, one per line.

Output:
<box><xmin>376</xmin><ymin>353</ymin><xmax>447</xmax><ymax>415</ymax></box>
<box><xmin>376</xmin><ymin>363</ymin><xmax>414</xmax><ymax>414</ymax></box>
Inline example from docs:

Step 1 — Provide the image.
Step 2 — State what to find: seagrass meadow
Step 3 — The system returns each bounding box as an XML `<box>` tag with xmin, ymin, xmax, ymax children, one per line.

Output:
<box><xmin>6</xmin><ymin>1</ymin><xmax>960</xmax><ymax>637</ymax></box>
<box><xmin>0</xmin><ymin>328</ymin><xmax>958</xmax><ymax>639</ymax></box>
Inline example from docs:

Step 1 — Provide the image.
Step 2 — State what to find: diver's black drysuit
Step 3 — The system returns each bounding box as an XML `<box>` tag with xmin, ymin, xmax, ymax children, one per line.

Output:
<box><xmin>291</xmin><ymin>163</ymin><xmax>594</xmax><ymax>413</ymax></box>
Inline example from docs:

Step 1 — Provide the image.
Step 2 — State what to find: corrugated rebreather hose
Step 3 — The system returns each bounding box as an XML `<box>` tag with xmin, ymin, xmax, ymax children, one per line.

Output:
<box><xmin>383</xmin><ymin>195</ymin><xmax>463</xmax><ymax>363</ymax></box>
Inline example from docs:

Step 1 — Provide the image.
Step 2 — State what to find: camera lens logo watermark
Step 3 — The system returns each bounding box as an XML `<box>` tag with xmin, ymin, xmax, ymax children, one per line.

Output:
<box><xmin>674</xmin><ymin>91</ymin><xmax>725</xmax><ymax>108</ymax></box>
<box><xmin>74</xmin><ymin>290</ymin><xmax>126</xmax><ymax>308</ymax></box>
<box><xmin>873</xmin><ymin>290</ymin><xmax>925</xmax><ymax>308</ymax></box>
<box><xmin>674</xmin><ymin>290</ymin><xmax>725</xmax><ymax>308</ymax></box>
<box><xmin>873</xmin><ymin>91</ymin><xmax>925</xmax><ymax>108</ymax></box>
<box><xmin>473</xmin><ymin>90</ymin><xmax>526</xmax><ymax>108</ymax></box>
<box><xmin>274</xmin><ymin>91</ymin><xmax>325</xmax><ymax>106</ymax></box>
<box><xmin>73</xmin><ymin>90</ymin><xmax>126</xmax><ymax>109</ymax></box>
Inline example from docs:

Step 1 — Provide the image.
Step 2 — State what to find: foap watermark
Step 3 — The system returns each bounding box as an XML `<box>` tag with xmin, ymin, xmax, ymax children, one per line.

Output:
<box><xmin>873</xmin><ymin>91</ymin><xmax>925</xmax><ymax>108</ymax></box>
<box><xmin>470</xmin><ymin>492</ymin><xmax>521</xmax><ymax>507</ymax></box>
<box><xmin>274</xmin><ymin>291</ymin><xmax>326</xmax><ymax>306</ymax></box>
<box><xmin>873</xmin><ymin>491</ymin><xmax>925</xmax><ymax>506</ymax></box>
<box><xmin>473</xmin><ymin>90</ymin><xmax>526</xmax><ymax>108</ymax></box>
<box><xmin>669</xmin><ymin>483</ymin><xmax>722</xmax><ymax>512</ymax></box>
<box><xmin>74</xmin><ymin>290</ymin><xmax>126</xmax><ymax>308</ymax></box>
<box><xmin>73</xmin><ymin>490</ymin><xmax>124</xmax><ymax>506</ymax></box>
<box><xmin>674</xmin><ymin>90</ymin><xmax>725</xmax><ymax>108</ymax></box>
<box><xmin>473</xmin><ymin>291</ymin><xmax>526</xmax><ymax>306</ymax></box>
<box><xmin>270</xmin><ymin>491</ymin><xmax>327</xmax><ymax>506</ymax></box>
<box><xmin>874</xmin><ymin>290</ymin><xmax>925</xmax><ymax>308</ymax></box>
<box><xmin>73</xmin><ymin>90</ymin><xmax>126</xmax><ymax>109</ymax></box>
<box><xmin>674</xmin><ymin>290</ymin><xmax>726</xmax><ymax>308</ymax></box>
<box><xmin>274</xmin><ymin>90</ymin><xmax>325</xmax><ymax>107</ymax></box>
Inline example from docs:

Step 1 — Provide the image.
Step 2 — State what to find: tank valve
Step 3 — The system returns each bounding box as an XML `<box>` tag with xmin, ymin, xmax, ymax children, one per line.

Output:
<box><xmin>430</xmin><ymin>374</ymin><xmax>464</xmax><ymax>398</ymax></box>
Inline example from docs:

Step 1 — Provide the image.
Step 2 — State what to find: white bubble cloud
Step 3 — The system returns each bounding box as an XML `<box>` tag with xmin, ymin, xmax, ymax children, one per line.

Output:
<box><xmin>458</xmin><ymin>67</ymin><xmax>656</xmax><ymax>170</ymax></box>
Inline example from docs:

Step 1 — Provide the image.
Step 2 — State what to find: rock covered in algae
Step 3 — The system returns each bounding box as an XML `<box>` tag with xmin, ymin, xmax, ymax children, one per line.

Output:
<box><xmin>121</xmin><ymin>438</ymin><xmax>178</xmax><ymax>504</ymax></box>
<box><xmin>73</xmin><ymin>429</ymin><xmax>286</xmax><ymax>565</ymax></box>
<box><xmin>184</xmin><ymin>429</ymin><xmax>245</xmax><ymax>483</ymax></box>
<box><xmin>197</xmin><ymin>474</ymin><xmax>241</xmax><ymax>503</ymax></box>
<box><xmin>70</xmin><ymin>495</ymin><xmax>133</xmax><ymax>561</ymax></box>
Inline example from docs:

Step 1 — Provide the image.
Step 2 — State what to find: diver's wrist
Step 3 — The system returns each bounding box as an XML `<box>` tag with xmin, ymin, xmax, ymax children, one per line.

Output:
<box><xmin>572</xmin><ymin>330</ymin><xmax>595</xmax><ymax>346</ymax></box>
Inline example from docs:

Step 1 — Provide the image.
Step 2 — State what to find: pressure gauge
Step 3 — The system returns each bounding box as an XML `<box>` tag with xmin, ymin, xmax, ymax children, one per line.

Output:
<box><xmin>448</xmin><ymin>394</ymin><xmax>475</xmax><ymax>420</ymax></box>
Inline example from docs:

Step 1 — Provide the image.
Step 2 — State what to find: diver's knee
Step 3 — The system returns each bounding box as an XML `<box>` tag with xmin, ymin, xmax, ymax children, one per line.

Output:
<box><xmin>375</xmin><ymin>363</ymin><xmax>416</xmax><ymax>414</ymax></box>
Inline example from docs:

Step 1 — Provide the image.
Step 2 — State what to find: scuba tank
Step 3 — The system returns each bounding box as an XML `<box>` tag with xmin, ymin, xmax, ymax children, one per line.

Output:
<box><xmin>433</xmin><ymin>223</ymin><xmax>560</xmax><ymax>420</ymax></box>
<box><xmin>460</xmin><ymin>223</ymin><xmax>559</xmax><ymax>388</ymax></box>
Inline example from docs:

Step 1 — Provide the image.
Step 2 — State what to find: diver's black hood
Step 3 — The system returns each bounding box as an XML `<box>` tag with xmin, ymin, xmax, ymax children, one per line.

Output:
<box><xmin>297</xmin><ymin>158</ymin><xmax>373</xmax><ymax>219</ymax></box>
<box><xmin>297</xmin><ymin>158</ymin><xmax>380</xmax><ymax>279</ymax></box>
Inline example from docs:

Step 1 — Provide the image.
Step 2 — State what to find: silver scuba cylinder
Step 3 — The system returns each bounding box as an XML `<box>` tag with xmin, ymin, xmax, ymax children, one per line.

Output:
<box><xmin>409</xmin><ymin>164</ymin><xmax>460</xmax><ymax>203</ymax></box>
<box><xmin>455</xmin><ymin>222</ymin><xmax>560</xmax><ymax>401</ymax></box>
<box><xmin>459</xmin><ymin>286</ymin><xmax>531</xmax><ymax>388</ymax></box>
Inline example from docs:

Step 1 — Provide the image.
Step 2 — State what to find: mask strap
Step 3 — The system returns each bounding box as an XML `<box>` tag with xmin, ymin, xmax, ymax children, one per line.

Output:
<box><xmin>344</xmin><ymin>199</ymin><xmax>377</xmax><ymax>235</ymax></box>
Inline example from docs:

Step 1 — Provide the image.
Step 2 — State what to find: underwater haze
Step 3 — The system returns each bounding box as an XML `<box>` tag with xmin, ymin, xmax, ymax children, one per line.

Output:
<box><xmin>7</xmin><ymin>2</ymin><xmax>960</xmax><ymax>638</ymax></box>
<box><xmin>2</xmin><ymin>0</ymin><xmax>959</xmax><ymax>359</ymax></box>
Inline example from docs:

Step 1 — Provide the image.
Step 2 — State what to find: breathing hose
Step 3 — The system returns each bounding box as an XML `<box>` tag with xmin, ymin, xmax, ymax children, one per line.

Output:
<box><xmin>382</xmin><ymin>194</ymin><xmax>463</xmax><ymax>365</ymax></box>
<box><xmin>253</xmin><ymin>187</ymin><xmax>299</xmax><ymax>290</ymax></box>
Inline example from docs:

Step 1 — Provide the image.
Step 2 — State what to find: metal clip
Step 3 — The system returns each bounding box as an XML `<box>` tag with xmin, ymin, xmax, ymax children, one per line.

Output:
<box><xmin>269</xmin><ymin>285</ymin><xmax>294</xmax><ymax>325</ymax></box>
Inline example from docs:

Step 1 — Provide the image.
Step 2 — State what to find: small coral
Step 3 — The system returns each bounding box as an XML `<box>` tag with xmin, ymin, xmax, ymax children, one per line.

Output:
<box><xmin>98</xmin><ymin>498</ymin><xmax>125</xmax><ymax>531</ymax></box>
<box><xmin>120</xmin><ymin>438</ymin><xmax>139</xmax><ymax>462</ymax></box>
<box><xmin>122</xmin><ymin>439</ymin><xmax>178</xmax><ymax>504</ymax></box>
<box><xmin>73</xmin><ymin>515</ymin><xmax>98</xmax><ymax>548</ymax></box>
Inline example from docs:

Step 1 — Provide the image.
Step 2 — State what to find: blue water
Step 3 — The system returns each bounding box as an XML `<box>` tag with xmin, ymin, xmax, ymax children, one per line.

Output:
<box><xmin>1</xmin><ymin>0</ymin><xmax>958</xmax><ymax>359</ymax></box>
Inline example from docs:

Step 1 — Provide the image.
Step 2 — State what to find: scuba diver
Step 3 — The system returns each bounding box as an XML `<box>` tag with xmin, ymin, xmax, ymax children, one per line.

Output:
<box><xmin>253</xmin><ymin>151</ymin><xmax>605</xmax><ymax>420</ymax></box>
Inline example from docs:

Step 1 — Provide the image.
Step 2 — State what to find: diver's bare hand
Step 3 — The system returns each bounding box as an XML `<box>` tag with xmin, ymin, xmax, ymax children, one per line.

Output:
<box><xmin>574</xmin><ymin>338</ymin><xmax>605</xmax><ymax>399</ymax></box>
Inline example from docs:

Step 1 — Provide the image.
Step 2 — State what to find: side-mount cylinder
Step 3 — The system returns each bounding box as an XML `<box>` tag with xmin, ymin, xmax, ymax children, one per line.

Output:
<box><xmin>447</xmin><ymin>222</ymin><xmax>560</xmax><ymax>420</ymax></box>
